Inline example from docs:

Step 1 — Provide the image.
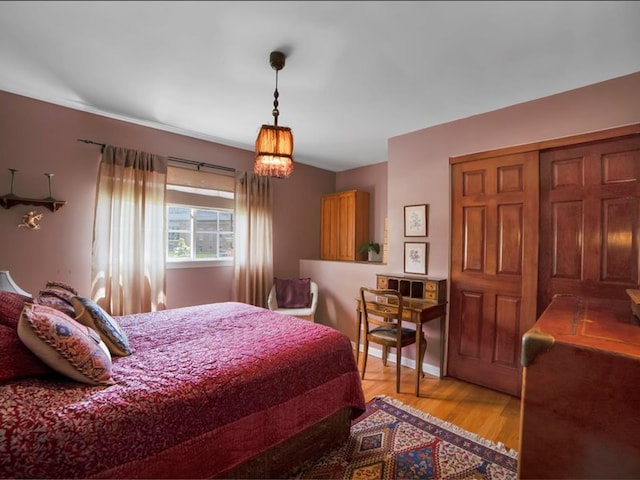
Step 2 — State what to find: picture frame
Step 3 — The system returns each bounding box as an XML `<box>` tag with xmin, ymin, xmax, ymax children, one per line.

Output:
<box><xmin>404</xmin><ymin>242</ymin><xmax>428</xmax><ymax>275</ymax></box>
<box><xmin>404</xmin><ymin>204</ymin><xmax>428</xmax><ymax>237</ymax></box>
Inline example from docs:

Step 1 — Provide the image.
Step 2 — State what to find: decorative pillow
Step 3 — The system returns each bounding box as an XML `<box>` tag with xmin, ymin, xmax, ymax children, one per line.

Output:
<box><xmin>275</xmin><ymin>277</ymin><xmax>312</xmax><ymax>309</ymax></box>
<box><xmin>0</xmin><ymin>323</ymin><xmax>52</xmax><ymax>382</ymax></box>
<box><xmin>44</xmin><ymin>281</ymin><xmax>78</xmax><ymax>296</ymax></box>
<box><xmin>71</xmin><ymin>296</ymin><xmax>132</xmax><ymax>357</ymax></box>
<box><xmin>35</xmin><ymin>283</ymin><xmax>77</xmax><ymax>318</ymax></box>
<box><xmin>17</xmin><ymin>303</ymin><xmax>113</xmax><ymax>385</ymax></box>
<box><xmin>0</xmin><ymin>290</ymin><xmax>32</xmax><ymax>328</ymax></box>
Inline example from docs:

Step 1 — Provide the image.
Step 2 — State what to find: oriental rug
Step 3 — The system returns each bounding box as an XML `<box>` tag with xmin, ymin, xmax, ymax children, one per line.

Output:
<box><xmin>293</xmin><ymin>395</ymin><xmax>518</xmax><ymax>479</ymax></box>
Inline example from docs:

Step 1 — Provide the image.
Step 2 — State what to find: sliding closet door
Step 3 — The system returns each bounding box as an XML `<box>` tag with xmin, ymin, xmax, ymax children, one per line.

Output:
<box><xmin>449</xmin><ymin>151</ymin><xmax>539</xmax><ymax>397</ymax></box>
<box><xmin>538</xmin><ymin>136</ymin><xmax>640</xmax><ymax>315</ymax></box>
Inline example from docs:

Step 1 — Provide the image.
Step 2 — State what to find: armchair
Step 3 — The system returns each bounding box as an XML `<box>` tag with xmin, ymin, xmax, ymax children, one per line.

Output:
<box><xmin>268</xmin><ymin>279</ymin><xmax>318</xmax><ymax>322</ymax></box>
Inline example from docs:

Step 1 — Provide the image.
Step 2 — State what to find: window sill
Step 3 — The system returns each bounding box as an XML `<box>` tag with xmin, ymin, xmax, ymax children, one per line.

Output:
<box><xmin>166</xmin><ymin>259</ymin><xmax>233</xmax><ymax>269</ymax></box>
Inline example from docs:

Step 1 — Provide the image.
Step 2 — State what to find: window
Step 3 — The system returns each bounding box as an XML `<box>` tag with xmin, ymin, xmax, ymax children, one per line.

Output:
<box><xmin>167</xmin><ymin>205</ymin><xmax>233</xmax><ymax>260</ymax></box>
<box><xmin>165</xmin><ymin>166</ymin><xmax>235</xmax><ymax>265</ymax></box>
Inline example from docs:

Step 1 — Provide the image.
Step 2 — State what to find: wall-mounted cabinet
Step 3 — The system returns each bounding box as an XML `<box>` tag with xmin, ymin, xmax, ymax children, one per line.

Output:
<box><xmin>321</xmin><ymin>190</ymin><xmax>369</xmax><ymax>261</ymax></box>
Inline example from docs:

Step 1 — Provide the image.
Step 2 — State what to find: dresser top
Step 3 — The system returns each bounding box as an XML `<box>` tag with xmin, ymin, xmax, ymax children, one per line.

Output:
<box><xmin>533</xmin><ymin>295</ymin><xmax>640</xmax><ymax>357</ymax></box>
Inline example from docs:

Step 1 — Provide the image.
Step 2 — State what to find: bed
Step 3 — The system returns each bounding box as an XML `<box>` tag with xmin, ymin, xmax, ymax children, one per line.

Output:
<box><xmin>0</xmin><ymin>299</ymin><xmax>366</xmax><ymax>479</ymax></box>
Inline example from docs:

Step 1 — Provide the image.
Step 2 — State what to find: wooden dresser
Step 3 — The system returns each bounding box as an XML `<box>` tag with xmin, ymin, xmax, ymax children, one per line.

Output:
<box><xmin>519</xmin><ymin>295</ymin><xmax>640</xmax><ymax>479</ymax></box>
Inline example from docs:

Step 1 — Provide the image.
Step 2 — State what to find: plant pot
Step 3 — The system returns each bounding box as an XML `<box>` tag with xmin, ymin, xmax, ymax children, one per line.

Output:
<box><xmin>368</xmin><ymin>248</ymin><xmax>382</xmax><ymax>262</ymax></box>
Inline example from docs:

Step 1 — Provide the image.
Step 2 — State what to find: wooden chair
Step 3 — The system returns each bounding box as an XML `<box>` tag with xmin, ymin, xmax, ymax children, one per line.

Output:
<box><xmin>359</xmin><ymin>286</ymin><xmax>426</xmax><ymax>394</ymax></box>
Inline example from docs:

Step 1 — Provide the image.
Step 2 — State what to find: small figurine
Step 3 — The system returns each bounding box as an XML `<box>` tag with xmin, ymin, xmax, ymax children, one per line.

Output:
<box><xmin>19</xmin><ymin>210</ymin><xmax>43</xmax><ymax>230</ymax></box>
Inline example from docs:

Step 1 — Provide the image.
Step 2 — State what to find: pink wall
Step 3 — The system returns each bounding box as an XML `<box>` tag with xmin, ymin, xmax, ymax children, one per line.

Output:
<box><xmin>0</xmin><ymin>91</ymin><xmax>335</xmax><ymax>307</ymax></box>
<box><xmin>337</xmin><ymin>161</ymin><xmax>388</xmax><ymax>248</ymax></box>
<box><xmin>315</xmin><ymin>71</ymin><xmax>640</xmax><ymax>374</ymax></box>
<box><xmin>387</xmin><ymin>71</ymin><xmax>640</xmax><ymax>280</ymax></box>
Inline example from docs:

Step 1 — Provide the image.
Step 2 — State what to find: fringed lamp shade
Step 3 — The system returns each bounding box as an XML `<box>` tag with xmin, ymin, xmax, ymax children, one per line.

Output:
<box><xmin>254</xmin><ymin>125</ymin><xmax>294</xmax><ymax>178</ymax></box>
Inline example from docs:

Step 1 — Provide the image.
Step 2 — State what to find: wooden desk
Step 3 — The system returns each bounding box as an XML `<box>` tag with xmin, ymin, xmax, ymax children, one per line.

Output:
<box><xmin>355</xmin><ymin>297</ymin><xmax>447</xmax><ymax>396</ymax></box>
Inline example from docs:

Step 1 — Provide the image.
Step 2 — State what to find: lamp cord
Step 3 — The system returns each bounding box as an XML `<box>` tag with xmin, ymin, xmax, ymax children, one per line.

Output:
<box><xmin>272</xmin><ymin>69</ymin><xmax>280</xmax><ymax>126</ymax></box>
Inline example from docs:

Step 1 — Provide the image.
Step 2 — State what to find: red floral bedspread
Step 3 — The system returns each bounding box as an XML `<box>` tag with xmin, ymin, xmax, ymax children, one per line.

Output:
<box><xmin>0</xmin><ymin>302</ymin><xmax>365</xmax><ymax>478</ymax></box>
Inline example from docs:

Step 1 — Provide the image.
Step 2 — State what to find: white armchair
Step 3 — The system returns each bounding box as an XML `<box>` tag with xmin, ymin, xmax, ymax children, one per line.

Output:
<box><xmin>268</xmin><ymin>280</ymin><xmax>318</xmax><ymax>322</ymax></box>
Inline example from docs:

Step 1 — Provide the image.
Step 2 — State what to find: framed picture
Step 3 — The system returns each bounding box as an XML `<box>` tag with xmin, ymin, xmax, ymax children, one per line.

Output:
<box><xmin>404</xmin><ymin>242</ymin><xmax>428</xmax><ymax>275</ymax></box>
<box><xmin>404</xmin><ymin>204</ymin><xmax>428</xmax><ymax>237</ymax></box>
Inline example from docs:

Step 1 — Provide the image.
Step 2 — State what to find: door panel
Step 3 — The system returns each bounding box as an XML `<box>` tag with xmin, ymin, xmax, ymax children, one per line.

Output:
<box><xmin>320</xmin><ymin>195</ymin><xmax>338</xmax><ymax>260</ymax></box>
<box><xmin>449</xmin><ymin>151</ymin><xmax>539</xmax><ymax>396</ymax></box>
<box><xmin>497</xmin><ymin>204</ymin><xmax>523</xmax><ymax>275</ymax></box>
<box><xmin>494</xmin><ymin>295</ymin><xmax>520</xmax><ymax>366</ymax></box>
<box><xmin>337</xmin><ymin>192</ymin><xmax>354</xmax><ymax>260</ymax></box>
<box><xmin>462</xmin><ymin>206</ymin><xmax>485</xmax><ymax>272</ymax></box>
<box><xmin>459</xmin><ymin>290</ymin><xmax>483</xmax><ymax>358</ymax></box>
<box><xmin>551</xmin><ymin>201</ymin><xmax>583</xmax><ymax>279</ymax></box>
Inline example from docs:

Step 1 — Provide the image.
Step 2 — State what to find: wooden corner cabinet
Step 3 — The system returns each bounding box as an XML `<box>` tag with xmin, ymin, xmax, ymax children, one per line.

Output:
<box><xmin>321</xmin><ymin>190</ymin><xmax>369</xmax><ymax>261</ymax></box>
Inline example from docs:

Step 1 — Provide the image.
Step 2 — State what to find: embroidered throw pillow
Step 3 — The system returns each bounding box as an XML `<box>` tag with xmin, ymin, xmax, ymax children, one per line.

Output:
<box><xmin>0</xmin><ymin>290</ymin><xmax>32</xmax><ymax>328</ymax></box>
<box><xmin>71</xmin><ymin>296</ymin><xmax>132</xmax><ymax>357</ymax></box>
<box><xmin>44</xmin><ymin>281</ymin><xmax>78</xmax><ymax>296</ymax></box>
<box><xmin>275</xmin><ymin>277</ymin><xmax>312</xmax><ymax>309</ymax></box>
<box><xmin>17</xmin><ymin>303</ymin><xmax>113</xmax><ymax>385</ymax></box>
<box><xmin>35</xmin><ymin>282</ymin><xmax>77</xmax><ymax>318</ymax></box>
<box><xmin>0</xmin><ymin>323</ymin><xmax>52</xmax><ymax>382</ymax></box>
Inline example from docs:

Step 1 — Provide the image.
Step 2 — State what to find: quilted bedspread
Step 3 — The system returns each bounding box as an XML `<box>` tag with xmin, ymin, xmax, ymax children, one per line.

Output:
<box><xmin>0</xmin><ymin>302</ymin><xmax>365</xmax><ymax>478</ymax></box>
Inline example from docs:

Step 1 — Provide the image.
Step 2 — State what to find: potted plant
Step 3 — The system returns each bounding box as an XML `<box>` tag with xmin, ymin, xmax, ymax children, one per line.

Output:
<box><xmin>359</xmin><ymin>242</ymin><xmax>382</xmax><ymax>262</ymax></box>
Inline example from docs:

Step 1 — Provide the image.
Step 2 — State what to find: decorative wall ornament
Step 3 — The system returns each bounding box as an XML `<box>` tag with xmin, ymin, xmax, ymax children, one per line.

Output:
<box><xmin>18</xmin><ymin>210</ymin><xmax>43</xmax><ymax>230</ymax></box>
<box><xmin>0</xmin><ymin>169</ymin><xmax>66</xmax><ymax>212</ymax></box>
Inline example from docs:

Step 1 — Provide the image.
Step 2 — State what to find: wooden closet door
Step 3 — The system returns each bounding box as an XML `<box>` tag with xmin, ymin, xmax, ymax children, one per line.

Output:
<box><xmin>449</xmin><ymin>151</ymin><xmax>539</xmax><ymax>396</ymax></box>
<box><xmin>538</xmin><ymin>136</ymin><xmax>640</xmax><ymax>315</ymax></box>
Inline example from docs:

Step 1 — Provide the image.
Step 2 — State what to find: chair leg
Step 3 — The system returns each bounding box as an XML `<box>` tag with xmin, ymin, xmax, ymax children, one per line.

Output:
<box><xmin>420</xmin><ymin>335</ymin><xmax>427</xmax><ymax>378</ymax></box>
<box><xmin>361</xmin><ymin>338</ymin><xmax>369</xmax><ymax>380</ymax></box>
<box><xmin>395</xmin><ymin>347</ymin><xmax>402</xmax><ymax>393</ymax></box>
<box><xmin>382</xmin><ymin>346</ymin><xmax>388</xmax><ymax>366</ymax></box>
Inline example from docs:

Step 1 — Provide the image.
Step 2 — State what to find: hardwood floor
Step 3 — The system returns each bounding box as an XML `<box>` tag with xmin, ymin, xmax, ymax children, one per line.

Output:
<box><xmin>357</xmin><ymin>353</ymin><xmax>522</xmax><ymax>452</ymax></box>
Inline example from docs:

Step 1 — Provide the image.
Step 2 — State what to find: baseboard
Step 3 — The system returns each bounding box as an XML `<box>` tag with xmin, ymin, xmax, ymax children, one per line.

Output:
<box><xmin>351</xmin><ymin>341</ymin><xmax>440</xmax><ymax>378</ymax></box>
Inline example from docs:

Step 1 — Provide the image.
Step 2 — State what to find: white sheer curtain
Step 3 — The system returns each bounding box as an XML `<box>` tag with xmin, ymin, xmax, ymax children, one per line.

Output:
<box><xmin>233</xmin><ymin>171</ymin><xmax>273</xmax><ymax>307</ymax></box>
<box><xmin>91</xmin><ymin>145</ymin><xmax>168</xmax><ymax>315</ymax></box>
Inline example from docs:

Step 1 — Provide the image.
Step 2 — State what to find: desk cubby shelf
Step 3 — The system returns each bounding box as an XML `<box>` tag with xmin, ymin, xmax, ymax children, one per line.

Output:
<box><xmin>376</xmin><ymin>273</ymin><xmax>447</xmax><ymax>303</ymax></box>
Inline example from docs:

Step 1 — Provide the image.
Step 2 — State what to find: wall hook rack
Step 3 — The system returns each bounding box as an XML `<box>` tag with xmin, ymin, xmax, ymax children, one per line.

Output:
<box><xmin>0</xmin><ymin>169</ymin><xmax>67</xmax><ymax>212</ymax></box>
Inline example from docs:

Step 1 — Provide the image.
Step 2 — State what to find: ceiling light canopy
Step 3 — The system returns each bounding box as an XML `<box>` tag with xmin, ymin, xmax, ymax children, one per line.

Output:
<box><xmin>254</xmin><ymin>51</ymin><xmax>294</xmax><ymax>179</ymax></box>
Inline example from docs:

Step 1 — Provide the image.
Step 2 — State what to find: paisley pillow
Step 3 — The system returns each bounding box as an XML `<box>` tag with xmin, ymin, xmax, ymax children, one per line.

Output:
<box><xmin>33</xmin><ymin>280</ymin><xmax>79</xmax><ymax>318</ymax></box>
<box><xmin>71</xmin><ymin>296</ymin><xmax>132</xmax><ymax>357</ymax></box>
<box><xmin>17</xmin><ymin>303</ymin><xmax>113</xmax><ymax>385</ymax></box>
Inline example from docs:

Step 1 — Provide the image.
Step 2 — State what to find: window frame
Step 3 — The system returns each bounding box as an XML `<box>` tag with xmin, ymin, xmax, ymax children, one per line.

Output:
<box><xmin>166</xmin><ymin>203</ymin><xmax>234</xmax><ymax>267</ymax></box>
<box><xmin>165</xmin><ymin>166</ymin><xmax>235</xmax><ymax>268</ymax></box>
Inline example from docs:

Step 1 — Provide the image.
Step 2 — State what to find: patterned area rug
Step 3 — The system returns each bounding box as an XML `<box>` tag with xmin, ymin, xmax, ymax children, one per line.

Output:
<box><xmin>293</xmin><ymin>395</ymin><xmax>518</xmax><ymax>479</ymax></box>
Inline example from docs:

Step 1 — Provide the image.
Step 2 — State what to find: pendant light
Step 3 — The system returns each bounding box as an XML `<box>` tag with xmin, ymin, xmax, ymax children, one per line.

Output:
<box><xmin>254</xmin><ymin>51</ymin><xmax>294</xmax><ymax>178</ymax></box>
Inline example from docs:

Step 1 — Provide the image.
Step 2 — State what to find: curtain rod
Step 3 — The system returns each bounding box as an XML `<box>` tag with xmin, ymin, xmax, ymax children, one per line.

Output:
<box><xmin>77</xmin><ymin>139</ymin><xmax>236</xmax><ymax>173</ymax></box>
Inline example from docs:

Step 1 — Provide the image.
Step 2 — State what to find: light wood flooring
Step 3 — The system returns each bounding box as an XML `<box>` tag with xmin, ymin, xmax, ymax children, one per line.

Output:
<box><xmin>357</xmin><ymin>353</ymin><xmax>522</xmax><ymax>452</ymax></box>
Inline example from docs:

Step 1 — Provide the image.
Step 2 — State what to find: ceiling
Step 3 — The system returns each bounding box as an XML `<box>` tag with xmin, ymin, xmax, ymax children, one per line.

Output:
<box><xmin>1</xmin><ymin>1</ymin><xmax>639</xmax><ymax>172</ymax></box>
